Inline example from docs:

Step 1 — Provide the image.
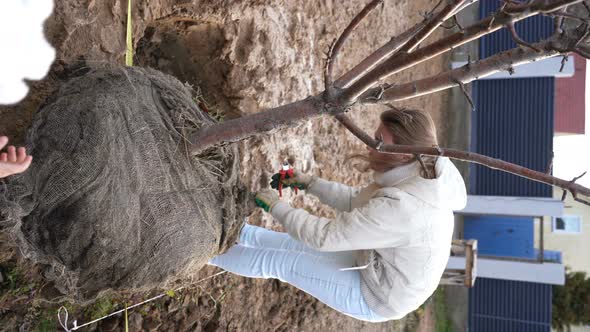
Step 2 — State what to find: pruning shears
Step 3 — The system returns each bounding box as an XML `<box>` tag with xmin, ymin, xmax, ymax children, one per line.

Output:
<box><xmin>277</xmin><ymin>161</ymin><xmax>297</xmax><ymax>198</ymax></box>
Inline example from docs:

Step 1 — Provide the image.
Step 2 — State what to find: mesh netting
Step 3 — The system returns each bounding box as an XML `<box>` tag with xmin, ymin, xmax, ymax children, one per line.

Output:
<box><xmin>0</xmin><ymin>66</ymin><xmax>250</xmax><ymax>300</ymax></box>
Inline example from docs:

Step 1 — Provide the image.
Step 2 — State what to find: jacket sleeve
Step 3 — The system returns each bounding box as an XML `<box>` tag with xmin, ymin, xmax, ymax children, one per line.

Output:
<box><xmin>305</xmin><ymin>178</ymin><xmax>360</xmax><ymax>212</ymax></box>
<box><xmin>270</xmin><ymin>193</ymin><xmax>421</xmax><ymax>252</ymax></box>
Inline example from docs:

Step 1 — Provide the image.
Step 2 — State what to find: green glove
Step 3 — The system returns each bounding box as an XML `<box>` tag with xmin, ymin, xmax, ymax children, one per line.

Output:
<box><xmin>270</xmin><ymin>172</ymin><xmax>314</xmax><ymax>191</ymax></box>
<box><xmin>255</xmin><ymin>189</ymin><xmax>280</xmax><ymax>212</ymax></box>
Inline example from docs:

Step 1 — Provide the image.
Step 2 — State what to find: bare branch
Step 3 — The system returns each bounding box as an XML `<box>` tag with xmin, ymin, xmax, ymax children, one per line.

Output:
<box><xmin>363</xmin><ymin>83</ymin><xmax>395</xmax><ymax>102</ymax></box>
<box><xmin>575</xmin><ymin>24</ymin><xmax>590</xmax><ymax>47</ymax></box>
<box><xmin>488</xmin><ymin>3</ymin><xmax>508</xmax><ymax>29</ymax></box>
<box><xmin>554</xmin><ymin>12</ymin><xmax>565</xmax><ymax>34</ymax></box>
<box><xmin>562</xmin><ymin>172</ymin><xmax>588</xmax><ymax>203</ymax></box>
<box><xmin>441</xmin><ymin>15</ymin><xmax>467</xmax><ymax>31</ymax></box>
<box><xmin>546</xmin><ymin>151</ymin><xmax>554</xmax><ymax>174</ymax></box>
<box><xmin>416</xmin><ymin>154</ymin><xmax>434</xmax><ymax>178</ymax></box>
<box><xmin>569</xmin><ymin>172</ymin><xmax>590</xmax><ymax>205</ymax></box>
<box><xmin>334</xmin><ymin>22</ymin><xmax>426</xmax><ymax>88</ymax></box>
<box><xmin>574</xmin><ymin>196</ymin><xmax>590</xmax><ymax>206</ymax></box>
<box><xmin>547</xmin><ymin>12</ymin><xmax>590</xmax><ymax>23</ymax></box>
<box><xmin>361</xmin><ymin>40</ymin><xmax>557</xmax><ymax>104</ymax></box>
<box><xmin>399</xmin><ymin>0</ymin><xmax>469</xmax><ymax>53</ymax></box>
<box><xmin>560</xmin><ymin>55</ymin><xmax>569</xmax><ymax>71</ymax></box>
<box><xmin>507</xmin><ymin>22</ymin><xmax>543</xmax><ymax>51</ymax></box>
<box><xmin>503</xmin><ymin>0</ymin><xmax>575</xmax><ymax>13</ymax></box>
<box><xmin>431</xmin><ymin>0</ymin><xmax>446</xmax><ymax>16</ymax></box>
<box><xmin>440</xmin><ymin>22</ymin><xmax>456</xmax><ymax>30</ymax></box>
<box><xmin>572</xmin><ymin>171</ymin><xmax>587</xmax><ymax>182</ymax></box>
<box><xmin>454</xmin><ymin>15</ymin><xmax>465</xmax><ymax>31</ymax></box>
<box><xmin>335</xmin><ymin>0</ymin><xmax>477</xmax><ymax>89</ymax></box>
<box><xmin>325</xmin><ymin>0</ymin><xmax>384</xmax><ymax>89</ymax></box>
<box><xmin>340</xmin><ymin>0</ymin><xmax>582</xmax><ymax>103</ymax></box>
<box><xmin>453</xmin><ymin>79</ymin><xmax>476</xmax><ymax>111</ymax></box>
<box><xmin>334</xmin><ymin>113</ymin><xmax>590</xmax><ymax>199</ymax></box>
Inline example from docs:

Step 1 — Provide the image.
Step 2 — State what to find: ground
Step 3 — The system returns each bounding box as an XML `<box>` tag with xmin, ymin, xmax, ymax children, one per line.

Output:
<box><xmin>0</xmin><ymin>0</ymin><xmax>455</xmax><ymax>331</ymax></box>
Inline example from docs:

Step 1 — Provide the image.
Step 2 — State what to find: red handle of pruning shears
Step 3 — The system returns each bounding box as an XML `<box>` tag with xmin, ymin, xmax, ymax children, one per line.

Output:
<box><xmin>278</xmin><ymin>162</ymin><xmax>297</xmax><ymax>198</ymax></box>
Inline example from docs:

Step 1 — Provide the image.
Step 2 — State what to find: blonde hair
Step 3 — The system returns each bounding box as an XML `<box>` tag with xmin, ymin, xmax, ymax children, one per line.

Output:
<box><xmin>349</xmin><ymin>107</ymin><xmax>439</xmax><ymax>179</ymax></box>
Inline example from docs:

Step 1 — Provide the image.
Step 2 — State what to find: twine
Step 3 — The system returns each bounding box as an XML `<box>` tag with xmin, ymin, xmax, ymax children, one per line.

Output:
<box><xmin>58</xmin><ymin>270</ymin><xmax>227</xmax><ymax>331</ymax></box>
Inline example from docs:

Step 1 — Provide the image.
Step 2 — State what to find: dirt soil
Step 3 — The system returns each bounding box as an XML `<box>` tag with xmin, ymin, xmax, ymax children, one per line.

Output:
<box><xmin>0</xmin><ymin>0</ymin><xmax>450</xmax><ymax>331</ymax></box>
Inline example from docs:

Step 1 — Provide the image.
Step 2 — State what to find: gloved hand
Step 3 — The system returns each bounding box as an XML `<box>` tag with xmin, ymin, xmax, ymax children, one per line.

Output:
<box><xmin>270</xmin><ymin>172</ymin><xmax>314</xmax><ymax>191</ymax></box>
<box><xmin>255</xmin><ymin>188</ymin><xmax>280</xmax><ymax>212</ymax></box>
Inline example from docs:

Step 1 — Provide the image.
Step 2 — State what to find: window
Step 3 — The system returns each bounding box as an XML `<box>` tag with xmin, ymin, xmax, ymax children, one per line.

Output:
<box><xmin>552</xmin><ymin>215</ymin><xmax>582</xmax><ymax>233</ymax></box>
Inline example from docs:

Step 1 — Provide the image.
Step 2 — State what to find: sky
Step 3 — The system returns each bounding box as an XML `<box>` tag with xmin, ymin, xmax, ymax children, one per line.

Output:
<box><xmin>552</xmin><ymin>59</ymin><xmax>590</xmax><ymax>188</ymax></box>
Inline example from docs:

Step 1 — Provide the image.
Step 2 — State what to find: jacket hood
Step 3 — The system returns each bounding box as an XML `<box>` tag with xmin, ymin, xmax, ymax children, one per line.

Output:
<box><xmin>373</xmin><ymin>157</ymin><xmax>467</xmax><ymax>211</ymax></box>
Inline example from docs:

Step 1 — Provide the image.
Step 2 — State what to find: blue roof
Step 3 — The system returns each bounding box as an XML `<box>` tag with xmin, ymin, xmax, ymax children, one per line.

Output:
<box><xmin>470</xmin><ymin>78</ymin><xmax>554</xmax><ymax>197</ymax></box>
<box><xmin>469</xmin><ymin>278</ymin><xmax>553</xmax><ymax>332</ymax></box>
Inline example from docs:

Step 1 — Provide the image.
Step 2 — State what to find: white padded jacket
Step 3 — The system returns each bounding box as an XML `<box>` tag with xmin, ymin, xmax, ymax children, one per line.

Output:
<box><xmin>270</xmin><ymin>157</ymin><xmax>467</xmax><ymax>319</ymax></box>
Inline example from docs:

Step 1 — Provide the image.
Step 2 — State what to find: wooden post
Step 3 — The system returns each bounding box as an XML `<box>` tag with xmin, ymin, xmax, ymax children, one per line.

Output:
<box><xmin>441</xmin><ymin>239</ymin><xmax>478</xmax><ymax>287</ymax></box>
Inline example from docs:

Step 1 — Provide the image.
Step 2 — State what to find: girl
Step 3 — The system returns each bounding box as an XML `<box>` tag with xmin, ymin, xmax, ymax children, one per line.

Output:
<box><xmin>209</xmin><ymin>108</ymin><xmax>467</xmax><ymax>322</ymax></box>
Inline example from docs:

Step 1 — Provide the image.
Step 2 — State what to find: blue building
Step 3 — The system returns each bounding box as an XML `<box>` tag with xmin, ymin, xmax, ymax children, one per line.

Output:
<box><xmin>458</xmin><ymin>1</ymin><xmax>571</xmax><ymax>330</ymax></box>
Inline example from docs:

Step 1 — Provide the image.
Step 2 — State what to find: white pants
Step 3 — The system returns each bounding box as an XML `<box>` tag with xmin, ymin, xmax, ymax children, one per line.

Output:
<box><xmin>208</xmin><ymin>224</ymin><xmax>387</xmax><ymax>322</ymax></box>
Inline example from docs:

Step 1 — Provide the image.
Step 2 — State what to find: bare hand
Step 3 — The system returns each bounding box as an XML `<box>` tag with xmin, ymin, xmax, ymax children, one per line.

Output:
<box><xmin>0</xmin><ymin>136</ymin><xmax>32</xmax><ymax>179</ymax></box>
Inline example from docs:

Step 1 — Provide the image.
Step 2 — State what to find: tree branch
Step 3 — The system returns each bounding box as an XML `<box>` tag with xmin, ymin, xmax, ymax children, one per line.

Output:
<box><xmin>340</xmin><ymin>0</ymin><xmax>582</xmax><ymax>103</ymax></box>
<box><xmin>573</xmin><ymin>196</ymin><xmax>590</xmax><ymax>205</ymax></box>
<box><xmin>547</xmin><ymin>11</ymin><xmax>590</xmax><ymax>23</ymax></box>
<box><xmin>399</xmin><ymin>0</ymin><xmax>469</xmax><ymax>53</ymax></box>
<box><xmin>503</xmin><ymin>0</ymin><xmax>574</xmax><ymax>13</ymax></box>
<box><xmin>325</xmin><ymin>0</ymin><xmax>384</xmax><ymax>90</ymax></box>
<box><xmin>553</xmin><ymin>11</ymin><xmax>566</xmax><ymax>35</ymax></box>
<box><xmin>575</xmin><ymin>47</ymin><xmax>590</xmax><ymax>58</ymax></box>
<box><xmin>575</xmin><ymin>24</ymin><xmax>590</xmax><ymax>47</ymax></box>
<box><xmin>334</xmin><ymin>113</ymin><xmax>590</xmax><ymax>203</ymax></box>
<box><xmin>360</xmin><ymin>40</ymin><xmax>558</xmax><ymax>103</ymax></box>
<box><xmin>507</xmin><ymin>22</ymin><xmax>543</xmax><ymax>51</ymax></box>
<box><xmin>453</xmin><ymin>79</ymin><xmax>476</xmax><ymax>111</ymax></box>
<box><xmin>559</xmin><ymin>55</ymin><xmax>569</xmax><ymax>71</ymax></box>
<box><xmin>334</xmin><ymin>0</ymin><xmax>477</xmax><ymax>89</ymax></box>
<box><xmin>334</xmin><ymin>22</ymin><xmax>425</xmax><ymax>88</ymax></box>
<box><xmin>546</xmin><ymin>151</ymin><xmax>554</xmax><ymax>174</ymax></box>
<box><xmin>565</xmin><ymin>172</ymin><xmax>589</xmax><ymax>204</ymax></box>
<box><xmin>488</xmin><ymin>3</ymin><xmax>508</xmax><ymax>29</ymax></box>
<box><xmin>454</xmin><ymin>15</ymin><xmax>465</xmax><ymax>31</ymax></box>
<box><xmin>189</xmin><ymin>97</ymin><xmax>324</xmax><ymax>154</ymax></box>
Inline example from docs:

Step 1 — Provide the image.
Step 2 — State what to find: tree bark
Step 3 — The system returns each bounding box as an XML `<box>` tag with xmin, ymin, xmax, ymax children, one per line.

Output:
<box><xmin>190</xmin><ymin>97</ymin><xmax>324</xmax><ymax>154</ymax></box>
